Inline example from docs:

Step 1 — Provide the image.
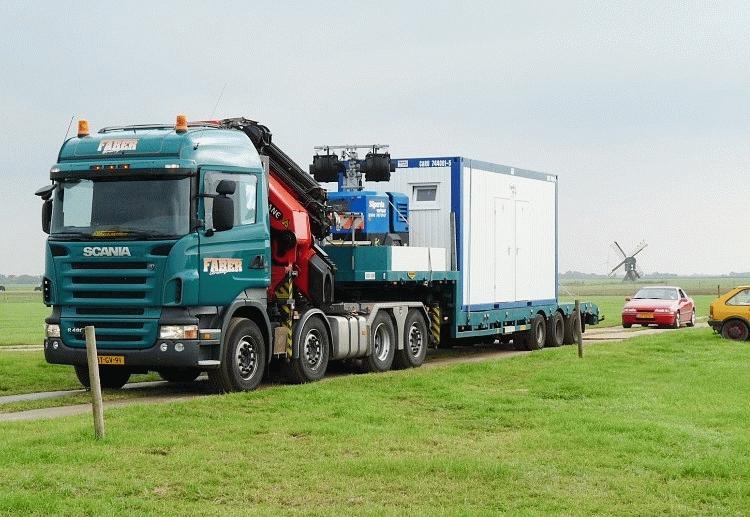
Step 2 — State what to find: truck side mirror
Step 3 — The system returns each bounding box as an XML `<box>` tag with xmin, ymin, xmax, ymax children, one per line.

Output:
<box><xmin>41</xmin><ymin>200</ymin><xmax>52</xmax><ymax>234</ymax></box>
<box><xmin>216</xmin><ymin>179</ymin><xmax>236</xmax><ymax>196</ymax></box>
<box><xmin>212</xmin><ymin>195</ymin><xmax>234</xmax><ymax>232</ymax></box>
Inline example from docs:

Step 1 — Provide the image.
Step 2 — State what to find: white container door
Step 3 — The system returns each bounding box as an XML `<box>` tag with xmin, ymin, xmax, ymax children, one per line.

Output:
<box><xmin>514</xmin><ymin>200</ymin><xmax>532</xmax><ymax>300</ymax></box>
<box><xmin>493</xmin><ymin>197</ymin><xmax>515</xmax><ymax>301</ymax></box>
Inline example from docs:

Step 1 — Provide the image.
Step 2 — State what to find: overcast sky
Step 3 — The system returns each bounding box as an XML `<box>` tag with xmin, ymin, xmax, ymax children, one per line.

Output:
<box><xmin>1</xmin><ymin>1</ymin><xmax>748</xmax><ymax>276</ymax></box>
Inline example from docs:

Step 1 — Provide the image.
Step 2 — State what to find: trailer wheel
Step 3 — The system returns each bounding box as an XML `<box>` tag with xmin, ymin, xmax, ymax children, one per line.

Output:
<box><xmin>524</xmin><ymin>314</ymin><xmax>547</xmax><ymax>350</ymax></box>
<box><xmin>394</xmin><ymin>309</ymin><xmax>428</xmax><ymax>369</ymax></box>
<box><xmin>74</xmin><ymin>365</ymin><xmax>131</xmax><ymax>389</ymax></box>
<box><xmin>546</xmin><ymin>312</ymin><xmax>564</xmax><ymax>347</ymax></box>
<box><xmin>158</xmin><ymin>368</ymin><xmax>201</xmax><ymax>383</ymax></box>
<box><xmin>285</xmin><ymin>315</ymin><xmax>330</xmax><ymax>383</ymax></box>
<box><xmin>563</xmin><ymin>311</ymin><xmax>581</xmax><ymax>345</ymax></box>
<box><xmin>208</xmin><ymin>317</ymin><xmax>266</xmax><ymax>393</ymax></box>
<box><xmin>363</xmin><ymin>311</ymin><xmax>396</xmax><ymax>372</ymax></box>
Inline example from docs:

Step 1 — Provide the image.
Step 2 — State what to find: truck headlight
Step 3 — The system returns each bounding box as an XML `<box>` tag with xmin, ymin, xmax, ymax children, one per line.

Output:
<box><xmin>159</xmin><ymin>325</ymin><xmax>198</xmax><ymax>340</ymax></box>
<box><xmin>45</xmin><ymin>323</ymin><xmax>61</xmax><ymax>338</ymax></box>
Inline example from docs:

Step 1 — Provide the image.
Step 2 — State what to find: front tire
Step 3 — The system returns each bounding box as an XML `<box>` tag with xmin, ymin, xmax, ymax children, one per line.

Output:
<box><xmin>672</xmin><ymin>312</ymin><xmax>681</xmax><ymax>329</ymax></box>
<box><xmin>721</xmin><ymin>319</ymin><xmax>749</xmax><ymax>341</ymax></box>
<box><xmin>686</xmin><ymin>310</ymin><xmax>696</xmax><ymax>327</ymax></box>
<box><xmin>363</xmin><ymin>311</ymin><xmax>395</xmax><ymax>372</ymax></box>
<box><xmin>74</xmin><ymin>365</ymin><xmax>131</xmax><ymax>389</ymax></box>
<box><xmin>285</xmin><ymin>315</ymin><xmax>330</xmax><ymax>383</ymax></box>
<box><xmin>208</xmin><ymin>318</ymin><xmax>266</xmax><ymax>393</ymax></box>
<box><xmin>394</xmin><ymin>309</ymin><xmax>428</xmax><ymax>368</ymax></box>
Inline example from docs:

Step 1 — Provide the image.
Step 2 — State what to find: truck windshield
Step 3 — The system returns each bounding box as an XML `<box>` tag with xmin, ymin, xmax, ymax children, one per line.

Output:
<box><xmin>50</xmin><ymin>178</ymin><xmax>191</xmax><ymax>239</ymax></box>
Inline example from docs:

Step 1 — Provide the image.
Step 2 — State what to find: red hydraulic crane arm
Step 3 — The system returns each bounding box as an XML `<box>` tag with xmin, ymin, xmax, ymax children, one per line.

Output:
<box><xmin>219</xmin><ymin>117</ymin><xmax>334</xmax><ymax>306</ymax></box>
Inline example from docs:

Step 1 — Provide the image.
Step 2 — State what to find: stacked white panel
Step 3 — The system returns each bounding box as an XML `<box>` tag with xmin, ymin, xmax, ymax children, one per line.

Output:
<box><xmin>461</xmin><ymin>163</ymin><xmax>556</xmax><ymax>307</ymax></box>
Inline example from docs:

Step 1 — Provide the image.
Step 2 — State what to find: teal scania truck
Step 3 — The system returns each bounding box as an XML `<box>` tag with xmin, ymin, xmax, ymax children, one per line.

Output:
<box><xmin>36</xmin><ymin>115</ymin><xmax>598</xmax><ymax>392</ymax></box>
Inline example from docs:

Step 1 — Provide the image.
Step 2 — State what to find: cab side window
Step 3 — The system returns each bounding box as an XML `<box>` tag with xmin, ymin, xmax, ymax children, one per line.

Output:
<box><xmin>203</xmin><ymin>172</ymin><xmax>258</xmax><ymax>228</ymax></box>
<box><xmin>727</xmin><ymin>289</ymin><xmax>750</xmax><ymax>306</ymax></box>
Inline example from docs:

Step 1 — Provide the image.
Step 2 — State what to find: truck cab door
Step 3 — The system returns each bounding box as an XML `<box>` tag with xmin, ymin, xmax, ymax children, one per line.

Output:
<box><xmin>198</xmin><ymin>169</ymin><xmax>270</xmax><ymax>305</ymax></box>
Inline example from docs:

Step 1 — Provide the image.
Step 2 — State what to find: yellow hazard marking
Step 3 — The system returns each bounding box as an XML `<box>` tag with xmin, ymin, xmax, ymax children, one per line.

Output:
<box><xmin>282</xmin><ymin>219</ymin><xmax>289</xmax><ymax>229</ymax></box>
<box><xmin>429</xmin><ymin>304</ymin><xmax>441</xmax><ymax>345</ymax></box>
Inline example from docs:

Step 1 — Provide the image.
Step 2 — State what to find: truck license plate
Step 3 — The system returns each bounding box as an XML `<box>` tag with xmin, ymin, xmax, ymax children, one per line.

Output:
<box><xmin>98</xmin><ymin>355</ymin><xmax>125</xmax><ymax>365</ymax></box>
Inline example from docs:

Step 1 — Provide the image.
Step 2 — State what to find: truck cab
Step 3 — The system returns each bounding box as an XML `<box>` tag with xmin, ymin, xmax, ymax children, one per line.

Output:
<box><xmin>40</xmin><ymin>118</ymin><xmax>272</xmax><ymax>388</ymax></box>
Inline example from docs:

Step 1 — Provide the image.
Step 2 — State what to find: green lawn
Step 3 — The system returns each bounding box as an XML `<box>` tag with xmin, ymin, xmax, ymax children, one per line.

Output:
<box><xmin>561</xmin><ymin>276</ymin><xmax>749</xmax><ymax>297</ymax></box>
<box><xmin>0</xmin><ymin>286</ymin><xmax>47</xmax><ymax>346</ymax></box>
<box><xmin>1</xmin><ymin>328</ymin><xmax>748</xmax><ymax>514</ymax></box>
<box><xmin>0</xmin><ymin>351</ymin><xmax>159</xmax><ymax>398</ymax></box>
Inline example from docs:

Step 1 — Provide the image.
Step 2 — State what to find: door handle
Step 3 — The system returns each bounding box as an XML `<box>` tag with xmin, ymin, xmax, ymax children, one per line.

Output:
<box><xmin>249</xmin><ymin>255</ymin><xmax>265</xmax><ymax>269</ymax></box>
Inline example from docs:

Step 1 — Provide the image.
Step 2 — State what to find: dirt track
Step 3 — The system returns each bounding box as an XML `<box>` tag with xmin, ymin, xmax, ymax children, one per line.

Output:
<box><xmin>0</xmin><ymin>323</ymin><xmax>705</xmax><ymax>422</ymax></box>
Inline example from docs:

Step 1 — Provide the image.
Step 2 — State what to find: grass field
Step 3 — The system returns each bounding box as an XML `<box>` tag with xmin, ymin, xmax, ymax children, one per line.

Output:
<box><xmin>560</xmin><ymin>276</ymin><xmax>750</xmax><ymax>297</ymax></box>
<box><xmin>0</xmin><ymin>285</ymin><xmax>47</xmax><ymax>346</ymax></box>
<box><xmin>1</xmin><ymin>328</ymin><xmax>749</xmax><ymax>514</ymax></box>
<box><xmin>0</xmin><ymin>351</ymin><xmax>157</xmax><ymax>398</ymax></box>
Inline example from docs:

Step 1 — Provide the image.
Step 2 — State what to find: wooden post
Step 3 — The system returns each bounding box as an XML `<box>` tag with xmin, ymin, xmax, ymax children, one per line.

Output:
<box><xmin>574</xmin><ymin>300</ymin><xmax>583</xmax><ymax>358</ymax></box>
<box><xmin>85</xmin><ymin>326</ymin><xmax>105</xmax><ymax>439</ymax></box>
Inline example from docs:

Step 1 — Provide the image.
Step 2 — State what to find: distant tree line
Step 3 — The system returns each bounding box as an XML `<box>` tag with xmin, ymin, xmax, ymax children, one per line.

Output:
<box><xmin>0</xmin><ymin>274</ymin><xmax>42</xmax><ymax>285</ymax></box>
<box><xmin>561</xmin><ymin>270</ymin><xmax>750</xmax><ymax>279</ymax></box>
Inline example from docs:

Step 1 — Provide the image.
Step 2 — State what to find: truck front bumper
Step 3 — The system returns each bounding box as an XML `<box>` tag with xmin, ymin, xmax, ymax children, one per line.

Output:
<box><xmin>43</xmin><ymin>338</ymin><xmax>220</xmax><ymax>370</ymax></box>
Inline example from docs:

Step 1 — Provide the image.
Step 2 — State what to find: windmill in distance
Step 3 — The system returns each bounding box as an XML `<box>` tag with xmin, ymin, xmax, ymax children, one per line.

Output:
<box><xmin>609</xmin><ymin>240</ymin><xmax>648</xmax><ymax>281</ymax></box>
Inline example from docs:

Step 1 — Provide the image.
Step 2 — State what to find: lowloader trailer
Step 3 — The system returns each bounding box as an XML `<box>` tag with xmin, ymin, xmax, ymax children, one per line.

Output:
<box><xmin>36</xmin><ymin>115</ymin><xmax>598</xmax><ymax>392</ymax></box>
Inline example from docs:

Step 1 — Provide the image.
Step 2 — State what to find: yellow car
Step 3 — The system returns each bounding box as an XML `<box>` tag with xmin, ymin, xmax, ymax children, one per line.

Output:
<box><xmin>709</xmin><ymin>286</ymin><xmax>750</xmax><ymax>340</ymax></box>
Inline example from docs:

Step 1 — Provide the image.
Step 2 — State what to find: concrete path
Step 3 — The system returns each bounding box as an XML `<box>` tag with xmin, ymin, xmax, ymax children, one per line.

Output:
<box><xmin>0</xmin><ymin>345</ymin><xmax>43</xmax><ymax>352</ymax></box>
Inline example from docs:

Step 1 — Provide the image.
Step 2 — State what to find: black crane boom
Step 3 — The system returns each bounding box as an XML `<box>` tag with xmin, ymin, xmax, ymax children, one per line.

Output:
<box><xmin>221</xmin><ymin>117</ymin><xmax>331</xmax><ymax>239</ymax></box>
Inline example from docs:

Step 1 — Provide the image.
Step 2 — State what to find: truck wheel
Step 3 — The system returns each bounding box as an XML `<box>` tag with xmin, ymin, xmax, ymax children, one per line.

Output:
<box><xmin>394</xmin><ymin>309</ymin><xmax>428</xmax><ymax>368</ymax></box>
<box><xmin>286</xmin><ymin>315</ymin><xmax>330</xmax><ymax>383</ymax></box>
<box><xmin>74</xmin><ymin>365</ymin><xmax>131</xmax><ymax>389</ymax></box>
<box><xmin>158</xmin><ymin>368</ymin><xmax>201</xmax><ymax>383</ymax></box>
<box><xmin>563</xmin><ymin>311</ymin><xmax>581</xmax><ymax>345</ymax></box>
<box><xmin>545</xmin><ymin>312</ymin><xmax>564</xmax><ymax>347</ymax></box>
<box><xmin>721</xmin><ymin>319</ymin><xmax>749</xmax><ymax>341</ymax></box>
<box><xmin>208</xmin><ymin>318</ymin><xmax>266</xmax><ymax>393</ymax></box>
<box><xmin>364</xmin><ymin>311</ymin><xmax>396</xmax><ymax>372</ymax></box>
<box><xmin>525</xmin><ymin>314</ymin><xmax>547</xmax><ymax>350</ymax></box>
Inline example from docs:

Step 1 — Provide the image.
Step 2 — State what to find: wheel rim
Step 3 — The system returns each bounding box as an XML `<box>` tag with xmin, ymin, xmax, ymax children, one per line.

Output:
<box><xmin>373</xmin><ymin>323</ymin><xmax>391</xmax><ymax>361</ymax></box>
<box><xmin>536</xmin><ymin>321</ymin><xmax>544</xmax><ymax>347</ymax></box>
<box><xmin>726</xmin><ymin>322</ymin><xmax>747</xmax><ymax>340</ymax></box>
<box><xmin>235</xmin><ymin>336</ymin><xmax>259</xmax><ymax>380</ymax></box>
<box><xmin>303</xmin><ymin>329</ymin><xmax>324</xmax><ymax>370</ymax></box>
<box><xmin>691</xmin><ymin>311</ymin><xmax>695</xmax><ymax>325</ymax></box>
<box><xmin>676</xmin><ymin>313</ymin><xmax>680</xmax><ymax>328</ymax></box>
<box><xmin>407</xmin><ymin>323</ymin><xmax>423</xmax><ymax>357</ymax></box>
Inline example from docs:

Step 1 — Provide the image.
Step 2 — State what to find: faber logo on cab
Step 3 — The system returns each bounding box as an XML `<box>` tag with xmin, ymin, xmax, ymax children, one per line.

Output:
<box><xmin>203</xmin><ymin>258</ymin><xmax>243</xmax><ymax>276</ymax></box>
<box><xmin>97</xmin><ymin>139</ymin><xmax>138</xmax><ymax>154</ymax></box>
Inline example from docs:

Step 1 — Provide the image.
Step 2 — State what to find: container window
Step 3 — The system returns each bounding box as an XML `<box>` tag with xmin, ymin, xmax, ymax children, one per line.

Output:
<box><xmin>413</xmin><ymin>185</ymin><xmax>437</xmax><ymax>202</ymax></box>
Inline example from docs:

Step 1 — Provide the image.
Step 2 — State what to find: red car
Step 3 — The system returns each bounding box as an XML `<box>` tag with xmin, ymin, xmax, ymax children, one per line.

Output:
<box><xmin>621</xmin><ymin>286</ymin><xmax>696</xmax><ymax>328</ymax></box>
